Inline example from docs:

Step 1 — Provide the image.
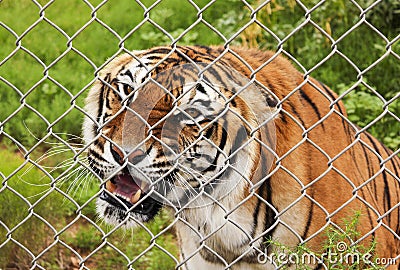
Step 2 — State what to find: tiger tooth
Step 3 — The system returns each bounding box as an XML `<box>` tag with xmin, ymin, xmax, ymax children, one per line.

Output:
<box><xmin>140</xmin><ymin>181</ymin><xmax>148</xmax><ymax>191</ymax></box>
<box><xmin>131</xmin><ymin>189</ymin><xmax>142</xmax><ymax>204</ymax></box>
<box><xmin>106</xmin><ymin>180</ymin><xmax>116</xmax><ymax>193</ymax></box>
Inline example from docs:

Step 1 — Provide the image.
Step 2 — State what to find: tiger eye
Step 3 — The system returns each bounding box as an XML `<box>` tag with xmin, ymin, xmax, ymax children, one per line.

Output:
<box><xmin>185</xmin><ymin>108</ymin><xmax>201</xmax><ymax>118</ymax></box>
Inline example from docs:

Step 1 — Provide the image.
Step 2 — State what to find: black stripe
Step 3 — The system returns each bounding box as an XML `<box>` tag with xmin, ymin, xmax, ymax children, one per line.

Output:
<box><xmin>382</xmin><ymin>146</ymin><xmax>399</xmax><ymax>177</ymax></box>
<box><xmin>260</xmin><ymin>80</ymin><xmax>276</xmax><ymax>99</ymax></box>
<box><xmin>215</xmin><ymin>65</ymin><xmax>244</xmax><ymax>87</ymax></box>
<box><xmin>145</xmin><ymin>143</ymin><xmax>153</xmax><ymax>156</ymax></box>
<box><xmin>171</xmin><ymin>71</ymin><xmax>187</xmax><ymax>88</ymax></box>
<box><xmin>197</xmin><ymin>100</ymin><xmax>211</xmax><ymax>108</ymax></box>
<box><xmin>116</xmin><ymin>65</ymin><xmax>126</xmax><ymax>77</ymax></box>
<box><xmin>202</xmin><ymin>122</ymin><xmax>228</xmax><ymax>173</ymax></box>
<box><xmin>105</xmin><ymin>87</ymin><xmax>112</xmax><ymax>110</ymax></box>
<box><xmin>251</xmin><ymin>182</ymin><xmax>265</xmax><ymax>238</ymax></box>
<box><xmin>94</xmin><ymin>139</ymin><xmax>104</xmax><ymax>149</ymax></box>
<box><xmin>299</xmin><ymin>88</ymin><xmax>324</xmax><ymax>129</ymax></box>
<box><xmin>203</xmin><ymin>65</ymin><xmax>244</xmax><ymax>97</ymax></box>
<box><xmin>301</xmin><ymin>193</ymin><xmax>313</xmax><ymax>240</ymax></box>
<box><xmin>87</xmin><ymin>156</ymin><xmax>104</xmax><ymax>178</ymax></box>
<box><xmin>231</xmin><ymin>125</ymin><xmax>248</xmax><ymax>153</ymax></box>
<box><xmin>230</xmin><ymin>97</ymin><xmax>237</xmax><ymax>107</ymax></box>
<box><xmin>288</xmin><ymin>102</ymin><xmax>305</xmax><ymax>127</ymax></box>
<box><xmin>361</xmin><ymin>143</ymin><xmax>373</xmax><ymax>179</ymax></box>
<box><xmin>148</xmin><ymin>48</ymin><xmax>173</xmax><ymax>55</ymax></box>
<box><xmin>158</xmin><ymin>56</ymin><xmax>181</xmax><ymax>67</ymax></box>
<box><xmin>261</xmin><ymin>176</ymin><xmax>275</xmax><ymax>250</ymax></box>
<box><xmin>317</xmin><ymin>81</ymin><xmax>335</xmax><ymax>100</ymax></box>
<box><xmin>259</xmin><ymin>143</ymin><xmax>276</xmax><ymax>249</ymax></box>
<box><xmin>358</xmin><ymin>185</ymin><xmax>376</xmax><ymax>239</ymax></box>
<box><xmin>316</xmin><ymin>81</ymin><xmax>354</xmax><ymax>148</ymax></box>
<box><xmin>218</xmin><ymin>121</ymin><xmax>228</xmax><ymax>155</ymax></box>
<box><xmin>96</xmin><ymin>74</ymin><xmax>109</xmax><ymax>124</ymax></box>
<box><xmin>317</xmin><ymin>80</ymin><xmax>345</xmax><ymax>114</ymax></box>
<box><xmin>92</xmin><ymin>124</ymin><xmax>97</xmax><ymax>136</ymax></box>
<box><xmin>147</xmin><ymin>55</ymin><xmax>163</xmax><ymax>61</ymax></box>
<box><xmin>204</xmin><ymin>123</ymin><xmax>216</xmax><ymax>139</ymax></box>
<box><xmin>365</xmin><ymin>133</ymin><xmax>391</xmax><ymax>223</ymax></box>
<box><xmin>88</xmin><ymin>148</ymin><xmax>108</xmax><ymax>163</ymax></box>
<box><xmin>123</xmin><ymin>69</ymin><xmax>134</xmax><ymax>82</ymax></box>
<box><xmin>280</xmin><ymin>113</ymin><xmax>288</xmax><ymax>124</ymax></box>
<box><xmin>397</xmin><ymin>222</ymin><xmax>400</xmax><ymax>239</ymax></box>
<box><xmin>361</xmin><ymin>142</ymin><xmax>377</xmax><ymax>200</ymax></box>
<box><xmin>195</xmin><ymin>83</ymin><xmax>206</xmax><ymax>94</ymax></box>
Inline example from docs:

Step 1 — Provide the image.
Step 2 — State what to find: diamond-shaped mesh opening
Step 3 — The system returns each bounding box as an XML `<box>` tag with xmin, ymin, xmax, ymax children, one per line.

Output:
<box><xmin>0</xmin><ymin>1</ymin><xmax>39</xmax><ymax>35</ymax></box>
<box><xmin>21</xmin><ymin>20</ymin><xmax>69</xmax><ymax>66</ymax></box>
<box><xmin>283</xmin><ymin>22</ymin><xmax>334</xmax><ymax>70</ymax></box>
<box><xmin>306</xmin><ymin>1</ymin><xmax>360</xmax><ymax>39</ymax></box>
<box><xmin>148</xmin><ymin>0</ymin><xmax>198</xmax><ymax>31</ymax></box>
<box><xmin>72</xmin><ymin>21</ymin><xmax>122</xmax><ymax>66</ymax></box>
<box><xmin>0</xmin><ymin>26</ymin><xmax>18</xmax><ymax>61</ymax></box>
<box><xmin>1</xmin><ymin>0</ymin><xmax>399</xmax><ymax>269</ymax></box>
<box><xmin>2</xmin><ymin>106</ymin><xmax>49</xmax><ymax>147</ymax></box>
<box><xmin>0</xmin><ymin>49</ymin><xmax>44</xmax><ymax>92</ymax></box>
<box><xmin>248</xmin><ymin>0</ymin><xmax>305</xmax><ymax>34</ymax></box>
<box><xmin>0</xmin><ymin>240</ymin><xmax>34</xmax><ymax>269</ymax></box>
<box><xmin>338</xmin><ymin>24</ymin><xmax>388</xmax><ymax>70</ymax></box>
<box><xmin>95</xmin><ymin>0</ymin><xmax>145</xmax><ymax>37</ymax></box>
<box><xmin>43</xmin><ymin>0</ymin><xmax>93</xmax><ymax>36</ymax></box>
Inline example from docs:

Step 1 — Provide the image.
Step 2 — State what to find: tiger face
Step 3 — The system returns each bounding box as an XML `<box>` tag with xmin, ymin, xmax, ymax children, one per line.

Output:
<box><xmin>83</xmin><ymin>46</ymin><xmax>399</xmax><ymax>268</ymax></box>
<box><xmin>83</xmin><ymin>52</ymin><xmax>276</xmax><ymax>228</ymax></box>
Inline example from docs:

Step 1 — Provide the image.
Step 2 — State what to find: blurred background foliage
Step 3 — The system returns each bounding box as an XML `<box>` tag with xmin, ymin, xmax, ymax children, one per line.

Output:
<box><xmin>0</xmin><ymin>0</ymin><xmax>399</xmax><ymax>268</ymax></box>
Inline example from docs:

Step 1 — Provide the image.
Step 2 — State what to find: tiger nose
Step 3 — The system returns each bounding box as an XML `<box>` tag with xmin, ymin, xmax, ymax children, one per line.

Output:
<box><xmin>111</xmin><ymin>145</ymin><xmax>145</xmax><ymax>165</ymax></box>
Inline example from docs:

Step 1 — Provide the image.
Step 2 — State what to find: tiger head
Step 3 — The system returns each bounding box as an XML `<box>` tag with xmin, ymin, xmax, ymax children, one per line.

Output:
<box><xmin>83</xmin><ymin>47</ymin><xmax>277</xmax><ymax>227</ymax></box>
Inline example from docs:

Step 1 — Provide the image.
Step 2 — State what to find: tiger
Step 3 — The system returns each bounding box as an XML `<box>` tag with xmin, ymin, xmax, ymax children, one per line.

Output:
<box><xmin>83</xmin><ymin>45</ymin><xmax>399</xmax><ymax>269</ymax></box>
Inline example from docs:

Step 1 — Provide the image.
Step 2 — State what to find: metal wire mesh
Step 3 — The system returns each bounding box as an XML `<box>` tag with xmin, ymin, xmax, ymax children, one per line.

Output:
<box><xmin>0</xmin><ymin>0</ymin><xmax>399</xmax><ymax>269</ymax></box>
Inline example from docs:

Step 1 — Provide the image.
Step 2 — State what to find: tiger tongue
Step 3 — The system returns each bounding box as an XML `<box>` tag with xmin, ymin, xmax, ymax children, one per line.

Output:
<box><xmin>113</xmin><ymin>174</ymin><xmax>141</xmax><ymax>199</ymax></box>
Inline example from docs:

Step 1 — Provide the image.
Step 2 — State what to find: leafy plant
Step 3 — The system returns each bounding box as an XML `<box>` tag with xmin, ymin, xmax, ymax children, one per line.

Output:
<box><xmin>265</xmin><ymin>211</ymin><xmax>385</xmax><ymax>269</ymax></box>
<box><xmin>337</xmin><ymin>80</ymin><xmax>400</xmax><ymax>150</ymax></box>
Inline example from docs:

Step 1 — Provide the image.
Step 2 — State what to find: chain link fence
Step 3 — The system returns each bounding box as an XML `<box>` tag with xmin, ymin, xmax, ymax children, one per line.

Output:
<box><xmin>0</xmin><ymin>0</ymin><xmax>399</xmax><ymax>269</ymax></box>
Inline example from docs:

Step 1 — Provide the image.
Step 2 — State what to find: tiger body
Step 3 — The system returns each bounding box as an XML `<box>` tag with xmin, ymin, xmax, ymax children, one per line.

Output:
<box><xmin>83</xmin><ymin>46</ymin><xmax>399</xmax><ymax>269</ymax></box>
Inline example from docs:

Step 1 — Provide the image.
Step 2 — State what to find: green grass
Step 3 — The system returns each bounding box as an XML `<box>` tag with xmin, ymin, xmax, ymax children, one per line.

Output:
<box><xmin>0</xmin><ymin>147</ymin><xmax>70</xmax><ymax>267</ymax></box>
<box><xmin>63</xmin><ymin>210</ymin><xmax>178</xmax><ymax>270</ymax></box>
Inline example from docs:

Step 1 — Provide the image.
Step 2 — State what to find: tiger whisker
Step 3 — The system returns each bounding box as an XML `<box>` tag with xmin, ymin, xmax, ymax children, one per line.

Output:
<box><xmin>179</xmin><ymin>166</ymin><xmax>233</xmax><ymax>191</ymax></box>
<box><xmin>18</xmin><ymin>158</ymin><xmax>82</xmax><ymax>188</ymax></box>
<box><xmin>177</xmin><ymin>174</ymin><xmax>212</xmax><ymax>207</ymax></box>
<box><xmin>58</xmin><ymin>165</ymin><xmax>87</xmax><ymax>189</ymax></box>
<box><xmin>25</xmin><ymin>187</ymin><xmax>52</xmax><ymax>199</ymax></box>
<box><xmin>71</xmin><ymin>172</ymin><xmax>87</xmax><ymax>198</ymax></box>
<box><xmin>175</xmin><ymin>173</ymin><xmax>208</xmax><ymax>205</ymax></box>
<box><xmin>19</xmin><ymin>148</ymin><xmax>72</xmax><ymax>179</ymax></box>
<box><xmin>78</xmin><ymin>171</ymin><xmax>96</xmax><ymax>199</ymax></box>
<box><xmin>53</xmin><ymin>132</ymin><xmax>85</xmax><ymax>141</ymax></box>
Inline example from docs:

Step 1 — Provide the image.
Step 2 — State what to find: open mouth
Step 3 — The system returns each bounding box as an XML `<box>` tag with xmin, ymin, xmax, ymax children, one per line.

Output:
<box><xmin>99</xmin><ymin>169</ymin><xmax>161</xmax><ymax>216</ymax></box>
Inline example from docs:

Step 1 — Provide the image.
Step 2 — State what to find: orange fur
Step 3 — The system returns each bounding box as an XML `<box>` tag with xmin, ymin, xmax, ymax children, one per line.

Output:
<box><xmin>85</xmin><ymin>46</ymin><xmax>399</xmax><ymax>268</ymax></box>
